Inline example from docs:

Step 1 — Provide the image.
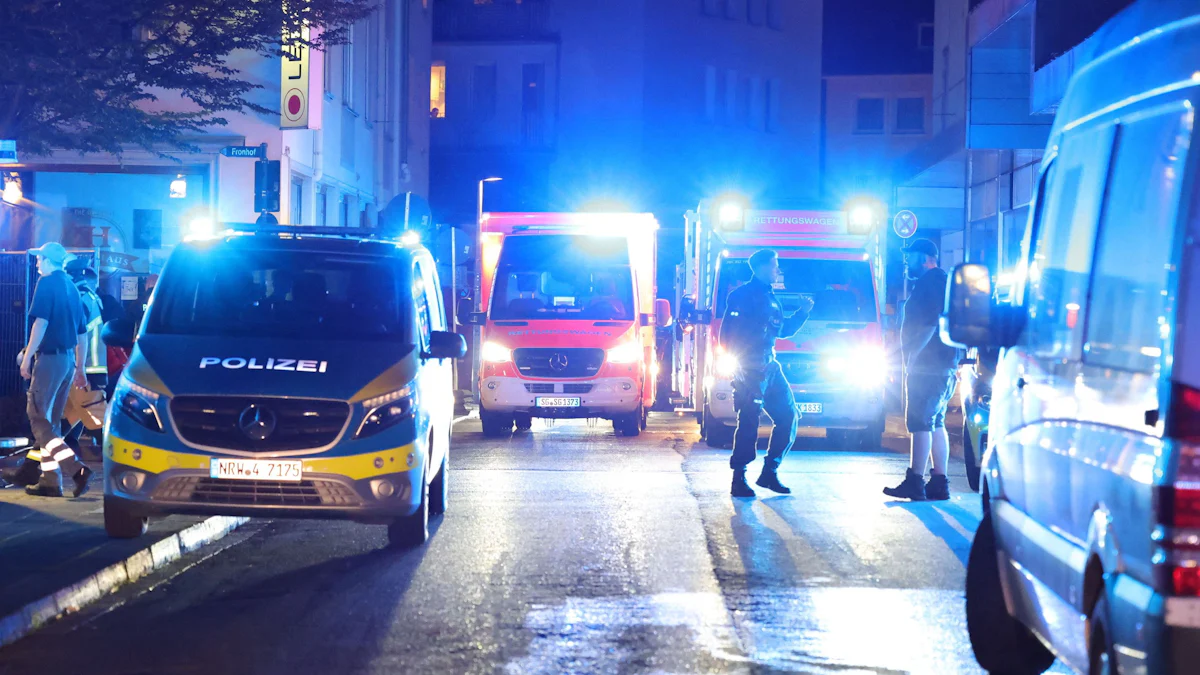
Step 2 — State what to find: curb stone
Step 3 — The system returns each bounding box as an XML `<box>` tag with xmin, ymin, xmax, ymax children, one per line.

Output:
<box><xmin>0</xmin><ymin>515</ymin><xmax>248</xmax><ymax>649</ymax></box>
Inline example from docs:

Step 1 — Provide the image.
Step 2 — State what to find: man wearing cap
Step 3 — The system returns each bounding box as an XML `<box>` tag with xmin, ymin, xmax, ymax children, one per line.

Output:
<box><xmin>884</xmin><ymin>238</ymin><xmax>961</xmax><ymax>501</ymax></box>
<box><xmin>0</xmin><ymin>243</ymin><xmax>93</xmax><ymax>497</ymax></box>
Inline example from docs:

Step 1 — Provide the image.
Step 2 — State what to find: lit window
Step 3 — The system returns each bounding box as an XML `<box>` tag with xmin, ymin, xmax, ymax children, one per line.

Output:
<box><xmin>430</xmin><ymin>63</ymin><xmax>447</xmax><ymax>119</ymax></box>
<box><xmin>896</xmin><ymin>97</ymin><xmax>925</xmax><ymax>134</ymax></box>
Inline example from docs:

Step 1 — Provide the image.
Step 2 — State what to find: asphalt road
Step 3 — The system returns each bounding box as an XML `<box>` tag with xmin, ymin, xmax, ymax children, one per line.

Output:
<box><xmin>0</xmin><ymin>414</ymin><xmax>1071</xmax><ymax>675</ymax></box>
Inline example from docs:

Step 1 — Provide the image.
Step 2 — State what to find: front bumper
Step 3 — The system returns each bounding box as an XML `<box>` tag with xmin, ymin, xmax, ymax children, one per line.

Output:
<box><xmin>479</xmin><ymin>376</ymin><xmax>642</xmax><ymax>418</ymax></box>
<box><xmin>103</xmin><ymin>435</ymin><xmax>425</xmax><ymax>524</ymax></box>
<box><xmin>707</xmin><ymin>378</ymin><xmax>884</xmax><ymax>430</ymax></box>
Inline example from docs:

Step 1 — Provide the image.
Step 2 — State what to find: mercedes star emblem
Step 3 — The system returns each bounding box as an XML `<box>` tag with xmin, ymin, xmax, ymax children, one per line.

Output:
<box><xmin>238</xmin><ymin>404</ymin><xmax>278</xmax><ymax>441</ymax></box>
<box><xmin>549</xmin><ymin>353</ymin><xmax>569</xmax><ymax>372</ymax></box>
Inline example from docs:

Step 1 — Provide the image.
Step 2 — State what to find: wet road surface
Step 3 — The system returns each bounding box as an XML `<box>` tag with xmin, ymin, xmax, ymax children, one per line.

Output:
<box><xmin>0</xmin><ymin>414</ymin><xmax>1072</xmax><ymax>674</ymax></box>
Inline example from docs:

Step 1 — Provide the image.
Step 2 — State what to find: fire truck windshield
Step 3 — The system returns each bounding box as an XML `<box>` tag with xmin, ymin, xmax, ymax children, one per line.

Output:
<box><xmin>490</xmin><ymin>234</ymin><xmax>636</xmax><ymax>321</ymax></box>
<box><xmin>716</xmin><ymin>257</ymin><xmax>877</xmax><ymax>323</ymax></box>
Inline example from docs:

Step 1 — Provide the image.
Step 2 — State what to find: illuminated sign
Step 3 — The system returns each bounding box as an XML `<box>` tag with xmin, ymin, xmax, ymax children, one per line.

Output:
<box><xmin>281</xmin><ymin>27</ymin><xmax>310</xmax><ymax>129</ymax></box>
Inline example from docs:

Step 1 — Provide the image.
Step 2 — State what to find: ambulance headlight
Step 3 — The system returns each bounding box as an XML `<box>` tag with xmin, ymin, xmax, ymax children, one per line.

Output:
<box><xmin>357</xmin><ymin>385</ymin><xmax>416</xmax><ymax>439</ymax></box>
<box><xmin>715</xmin><ymin>350</ymin><xmax>739</xmax><ymax>378</ymax></box>
<box><xmin>606</xmin><ymin>341</ymin><xmax>643</xmax><ymax>364</ymax></box>
<box><xmin>113</xmin><ymin>375</ymin><xmax>164</xmax><ymax>432</ymax></box>
<box><xmin>824</xmin><ymin>347</ymin><xmax>887</xmax><ymax>387</ymax></box>
<box><xmin>481</xmin><ymin>341</ymin><xmax>512</xmax><ymax>363</ymax></box>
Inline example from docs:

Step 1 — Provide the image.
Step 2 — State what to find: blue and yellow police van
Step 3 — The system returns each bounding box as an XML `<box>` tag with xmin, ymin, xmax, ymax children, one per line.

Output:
<box><xmin>102</xmin><ymin>227</ymin><xmax>466</xmax><ymax>548</ymax></box>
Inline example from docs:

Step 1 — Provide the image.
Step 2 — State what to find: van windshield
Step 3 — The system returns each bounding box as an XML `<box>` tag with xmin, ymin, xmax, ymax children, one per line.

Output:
<box><xmin>146</xmin><ymin>247</ymin><xmax>410</xmax><ymax>342</ymax></box>
<box><xmin>490</xmin><ymin>234</ymin><xmax>635</xmax><ymax>321</ymax></box>
<box><xmin>716</xmin><ymin>257</ymin><xmax>877</xmax><ymax>323</ymax></box>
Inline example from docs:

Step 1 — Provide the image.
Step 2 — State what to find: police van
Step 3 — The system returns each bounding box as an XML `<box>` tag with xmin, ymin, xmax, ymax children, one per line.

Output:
<box><xmin>942</xmin><ymin>3</ymin><xmax>1200</xmax><ymax>673</ymax></box>
<box><xmin>102</xmin><ymin>227</ymin><xmax>466</xmax><ymax>548</ymax></box>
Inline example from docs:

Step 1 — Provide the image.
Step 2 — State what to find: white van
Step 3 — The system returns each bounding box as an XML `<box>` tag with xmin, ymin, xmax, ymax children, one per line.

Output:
<box><xmin>942</xmin><ymin>4</ymin><xmax>1200</xmax><ymax>674</ymax></box>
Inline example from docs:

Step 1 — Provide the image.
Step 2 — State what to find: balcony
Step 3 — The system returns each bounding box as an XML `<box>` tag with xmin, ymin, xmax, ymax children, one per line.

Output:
<box><xmin>434</xmin><ymin>0</ymin><xmax>554</xmax><ymax>42</ymax></box>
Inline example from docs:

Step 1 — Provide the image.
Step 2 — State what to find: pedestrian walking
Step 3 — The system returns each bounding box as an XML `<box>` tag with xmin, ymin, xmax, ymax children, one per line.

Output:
<box><xmin>884</xmin><ymin>238</ymin><xmax>961</xmax><ymax>502</ymax></box>
<box><xmin>720</xmin><ymin>249</ymin><xmax>813</xmax><ymax>497</ymax></box>
<box><xmin>0</xmin><ymin>243</ymin><xmax>93</xmax><ymax>497</ymax></box>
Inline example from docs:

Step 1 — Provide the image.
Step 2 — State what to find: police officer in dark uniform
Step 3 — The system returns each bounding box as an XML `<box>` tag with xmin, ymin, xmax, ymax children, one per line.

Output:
<box><xmin>720</xmin><ymin>249</ymin><xmax>814</xmax><ymax>497</ymax></box>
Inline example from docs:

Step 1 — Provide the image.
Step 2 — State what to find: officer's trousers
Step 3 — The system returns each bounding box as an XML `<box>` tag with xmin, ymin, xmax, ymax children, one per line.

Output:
<box><xmin>730</xmin><ymin>359</ymin><xmax>798</xmax><ymax>473</ymax></box>
<box><xmin>26</xmin><ymin>352</ymin><xmax>83</xmax><ymax>477</ymax></box>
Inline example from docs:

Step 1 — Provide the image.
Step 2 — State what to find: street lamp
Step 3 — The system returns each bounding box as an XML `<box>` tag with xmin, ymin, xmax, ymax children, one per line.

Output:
<box><xmin>1</xmin><ymin>174</ymin><xmax>22</xmax><ymax>205</ymax></box>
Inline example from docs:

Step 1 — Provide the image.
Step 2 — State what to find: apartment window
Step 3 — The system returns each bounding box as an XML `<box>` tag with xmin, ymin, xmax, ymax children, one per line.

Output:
<box><xmin>855</xmin><ymin>97</ymin><xmax>885</xmax><ymax>133</ymax></box>
<box><xmin>290</xmin><ymin>176</ymin><xmax>304</xmax><ymax>225</ymax></box>
<box><xmin>896</xmin><ymin>97</ymin><xmax>925</xmax><ymax>133</ymax></box>
<box><xmin>317</xmin><ymin>187</ymin><xmax>328</xmax><ymax>226</ymax></box>
<box><xmin>704</xmin><ymin>65</ymin><xmax>718</xmax><ymax>122</ymax></box>
<box><xmin>702</xmin><ymin>0</ymin><xmax>720</xmax><ymax>16</ymax></box>
<box><xmin>430</xmin><ymin>62</ymin><xmax>447</xmax><ymax>118</ymax></box>
<box><xmin>473</xmin><ymin>64</ymin><xmax>497</xmax><ymax>120</ymax></box>
<box><xmin>522</xmin><ymin>63</ymin><xmax>545</xmax><ymax>145</ymax></box>
<box><xmin>724</xmin><ymin>0</ymin><xmax>739</xmax><ymax>20</ymax></box>
<box><xmin>342</xmin><ymin>36</ymin><xmax>355</xmax><ymax>109</ymax></box>
<box><xmin>765</xmin><ymin>78</ymin><xmax>780</xmax><ymax>132</ymax></box>
<box><xmin>323</xmin><ymin>48</ymin><xmax>333</xmax><ymax>94</ymax></box>
<box><xmin>766</xmin><ymin>0</ymin><xmax>782</xmax><ymax>29</ymax></box>
<box><xmin>918</xmin><ymin>23</ymin><xmax>934</xmax><ymax>49</ymax></box>
<box><xmin>747</xmin><ymin>0</ymin><xmax>764</xmax><ymax>25</ymax></box>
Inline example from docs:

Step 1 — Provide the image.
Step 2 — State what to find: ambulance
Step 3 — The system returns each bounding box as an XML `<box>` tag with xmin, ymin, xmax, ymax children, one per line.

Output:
<box><xmin>467</xmin><ymin>212</ymin><xmax>671</xmax><ymax>437</ymax></box>
<box><xmin>673</xmin><ymin>201</ymin><xmax>888</xmax><ymax>448</ymax></box>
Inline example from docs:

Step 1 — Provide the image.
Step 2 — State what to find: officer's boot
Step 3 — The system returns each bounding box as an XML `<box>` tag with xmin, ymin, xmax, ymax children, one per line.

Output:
<box><xmin>731</xmin><ymin>469</ymin><xmax>756</xmax><ymax>498</ymax></box>
<box><xmin>883</xmin><ymin>468</ymin><xmax>927</xmax><ymax>501</ymax></box>
<box><xmin>26</xmin><ymin>469</ymin><xmax>64</xmax><ymax>498</ymax></box>
<box><xmin>756</xmin><ymin>467</ymin><xmax>792</xmax><ymax>495</ymax></box>
<box><xmin>1</xmin><ymin>458</ymin><xmax>42</xmax><ymax>487</ymax></box>
<box><xmin>924</xmin><ymin>472</ymin><xmax>950</xmax><ymax>501</ymax></box>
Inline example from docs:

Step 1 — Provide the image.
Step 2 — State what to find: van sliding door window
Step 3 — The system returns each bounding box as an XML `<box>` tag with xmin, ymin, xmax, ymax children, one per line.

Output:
<box><xmin>1021</xmin><ymin>123</ymin><xmax>1117</xmax><ymax>361</ymax></box>
<box><xmin>1084</xmin><ymin>105</ymin><xmax>1194</xmax><ymax>373</ymax></box>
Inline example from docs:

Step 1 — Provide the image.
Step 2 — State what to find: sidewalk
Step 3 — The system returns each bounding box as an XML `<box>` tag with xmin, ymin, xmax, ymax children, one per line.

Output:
<box><xmin>0</xmin><ymin>452</ymin><xmax>246</xmax><ymax>647</ymax></box>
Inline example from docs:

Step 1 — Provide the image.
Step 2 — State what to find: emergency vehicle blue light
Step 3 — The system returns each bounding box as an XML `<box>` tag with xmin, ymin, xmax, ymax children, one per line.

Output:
<box><xmin>401</xmin><ymin>231</ymin><xmax>420</xmax><ymax>246</ymax></box>
<box><xmin>850</xmin><ymin>205</ymin><xmax>874</xmax><ymax>228</ymax></box>
<box><xmin>718</xmin><ymin>202</ymin><xmax>743</xmax><ymax>225</ymax></box>
<box><xmin>186</xmin><ymin>217</ymin><xmax>216</xmax><ymax>241</ymax></box>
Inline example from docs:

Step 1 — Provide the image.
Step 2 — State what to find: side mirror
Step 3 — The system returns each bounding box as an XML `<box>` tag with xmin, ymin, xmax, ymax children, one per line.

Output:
<box><xmin>456</xmin><ymin>299</ymin><xmax>486</xmax><ymax>326</ymax></box>
<box><xmin>941</xmin><ymin>263</ymin><xmax>994</xmax><ymax>348</ymax></box>
<box><xmin>655</xmin><ymin>299</ymin><xmax>673</xmax><ymax>328</ymax></box>
<box><xmin>426</xmin><ymin>331</ymin><xmax>468</xmax><ymax>360</ymax></box>
<box><xmin>101</xmin><ymin>318</ymin><xmax>136</xmax><ymax>349</ymax></box>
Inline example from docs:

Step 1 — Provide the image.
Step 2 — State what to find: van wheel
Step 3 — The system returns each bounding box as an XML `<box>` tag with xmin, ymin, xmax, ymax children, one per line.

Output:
<box><xmin>827</xmin><ymin>429</ymin><xmax>856</xmax><ymax>449</ymax></box>
<box><xmin>640</xmin><ymin>407</ymin><xmax>649</xmax><ymax>431</ymax></box>
<box><xmin>963</xmin><ymin>424</ymin><xmax>982</xmax><ymax>492</ymax></box>
<box><xmin>857</xmin><ymin>417</ymin><xmax>885</xmax><ymax>450</ymax></box>
<box><xmin>514</xmin><ymin>414</ymin><xmax>533</xmax><ymax>432</ymax></box>
<box><xmin>616</xmin><ymin>407</ymin><xmax>642</xmax><ymax>437</ymax></box>
<box><xmin>388</xmin><ymin>470</ymin><xmax>429</xmax><ymax>548</ymax></box>
<box><xmin>967</xmin><ymin>512</ymin><xmax>1056</xmax><ymax>674</ymax></box>
<box><xmin>705</xmin><ymin>419</ymin><xmax>734</xmax><ymax>448</ymax></box>
<box><xmin>1089</xmin><ymin>593</ymin><xmax>1116</xmax><ymax>675</ymax></box>
<box><xmin>480</xmin><ymin>406</ymin><xmax>514</xmax><ymax>438</ymax></box>
<box><xmin>428</xmin><ymin>451</ymin><xmax>448</xmax><ymax>517</ymax></box>
<box><xmin>104</xmin><ymin>496</ymin><xmax>148</xmax><ymax>539</ymax></box>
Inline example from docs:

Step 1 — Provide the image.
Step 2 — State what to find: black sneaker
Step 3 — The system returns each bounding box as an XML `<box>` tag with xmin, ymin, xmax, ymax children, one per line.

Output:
<box><xmin>925</xmin><ymin>473</ymin><xmax>950</xmax><ymax>501</ymax></box>
<box><xmin>731</xmin><ymin>471</ymin><xmax>756</xmax><ymax>498</ymax></box>
<box><xmin>72</xmin><ymin>466</ymin><xmax>94</xmax><ymax>498</ymax></box>
<box><xmin>883</xmin><ymin>469</ymin><xmax>927</xmax><ymax>501</ymax></box>
<box><xmin>2</xmin><ymin>459</ymin><xmax>41</xmax><ymax>488</ymax></box>
<box><xmin>755</xmin><ymin>470</ymin><xmax>792</xmax><ymax>495</ymax></box>
<box><xmin>26</xmin><ymin>471</ymin><xmax>63</xmax><ymax>498</ymax></box>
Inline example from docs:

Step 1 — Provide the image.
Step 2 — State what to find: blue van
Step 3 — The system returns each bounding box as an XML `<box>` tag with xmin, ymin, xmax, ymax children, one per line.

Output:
<box><xmin>943</xmin><ymin>4</ymin><xmax>1200</xmax><ymax>673</ymax></box>
<box><xmin>102</xmin><ymin>228</ymin><xmax>465</xmax><ymax>548</ymax></box>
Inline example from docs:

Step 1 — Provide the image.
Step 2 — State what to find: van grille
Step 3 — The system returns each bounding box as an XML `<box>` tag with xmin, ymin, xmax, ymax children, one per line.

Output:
<box><xmin>777</xmin><ymin>353</ymin><xmax>822</xmax><ymax>386</ymax></box>
<box><xmin>170</xmin><ymin>396</ymin><xmax>349</xmax><ymax>452</ymax></box>
<box><xmin>521</xmin><ymin>383</ymin><xmax>595</xmax><ymax>394</ymax></box>
<box><xmin>154</xmin><ymin>476</ymin><xmax>360</xmax><ymax>507</ymax></box>
<box><xmin>513</xmin><ymin>348</ymin><xmax>604</xmax><ymax>379</ymax></box>
<box><xmin>524</xmin><ymin>383</ymin><xmax>555</xmax><ymax>393</ymax></box>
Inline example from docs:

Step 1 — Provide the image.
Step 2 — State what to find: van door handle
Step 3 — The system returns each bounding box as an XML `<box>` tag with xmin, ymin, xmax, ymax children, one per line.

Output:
<box><xmin>1146</xmin><ymin>409</ymin><xmax>1160</xmax><ymax>427</ymax></box>
<box><xmin>1016</xmin><ymin>377</ymin><xmax>1027</xmax><ymax>389</ymax></box>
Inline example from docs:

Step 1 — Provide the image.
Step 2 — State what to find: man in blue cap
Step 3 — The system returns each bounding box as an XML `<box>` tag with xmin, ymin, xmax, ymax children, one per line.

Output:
<box><xmin>884</xmin><ymin>238</ymin><xmax>961</xmax><ymax>501</ymax></box>
<box><xmin>0</xmin><ymin>242</ymin><xmax>93</xmax><ymax>497</ymax></box>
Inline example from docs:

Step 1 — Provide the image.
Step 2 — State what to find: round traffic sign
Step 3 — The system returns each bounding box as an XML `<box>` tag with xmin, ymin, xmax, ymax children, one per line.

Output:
<box><xmin>893</xmin><ymin>210</ymin><xmax>918</xmax><ymax>238</ymax></box>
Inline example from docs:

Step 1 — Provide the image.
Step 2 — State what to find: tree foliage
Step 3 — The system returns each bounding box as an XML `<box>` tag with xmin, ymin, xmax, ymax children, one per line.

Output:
<box><xmin>0</xmin><ymin>0</ymin><xmax>375</xmax><ymax>156</ymax></box>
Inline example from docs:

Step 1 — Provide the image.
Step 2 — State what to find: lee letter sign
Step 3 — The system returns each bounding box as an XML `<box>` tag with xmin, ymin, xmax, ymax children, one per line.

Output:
<box><xmin>281</xmin><ymin>27</ymin><xmax>310</xmax><ymax>129</ymax></box>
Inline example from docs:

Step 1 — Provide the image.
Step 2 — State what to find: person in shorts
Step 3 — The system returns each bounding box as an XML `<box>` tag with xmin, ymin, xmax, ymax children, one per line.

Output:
<box><xmin>884</xmin><ymin>238</ymin><xmax>961</xmax><ymax>501</ymax></box>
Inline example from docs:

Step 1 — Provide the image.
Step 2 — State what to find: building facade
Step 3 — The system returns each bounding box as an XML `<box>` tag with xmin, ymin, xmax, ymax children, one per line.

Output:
<box><xmin>429</xmin><ymin>0</ymin><xmax>824</xmax><ymax>228</ymax></box>
<box><xmin>0</xmin><ymin>0</ymin><xmax>433</xmax><ymax>276</ymax></box>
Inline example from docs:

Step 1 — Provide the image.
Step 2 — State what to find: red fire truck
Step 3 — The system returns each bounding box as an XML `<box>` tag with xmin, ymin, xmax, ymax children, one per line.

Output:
<box><xmin>672</xmin><ymin>200</ymin><xmax>888</xmax><ymax>448</ymax></box>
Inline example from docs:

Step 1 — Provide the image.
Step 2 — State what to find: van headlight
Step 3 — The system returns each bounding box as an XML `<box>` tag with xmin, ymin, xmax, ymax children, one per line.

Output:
<box><xmin>714</xmin><ymin>349</ymin><xmax>739</xmax><ymax>378</ymax></box>
<box><xmin>113</xmin><ymin>375</ymin><xmax>164</xmax><ymax>432</ymax></box>
<box><xmin>356</xmin><ymin>385</ymin><xmax>416</xmax><ymax>439</ymax></box>
<box><xmin>481</xmin><ymin>341</ymin><xmax>512</xmax><ymax>363</ymax></box>
<box><xmin>606</xmin><ymin>341</ymin><xmax>643</xmax><ymax>364</ymax></box>
<box><xmin>824</xmin><ymin>347</ymin><xmax>887</xmax><ymax>388</ymax></box>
